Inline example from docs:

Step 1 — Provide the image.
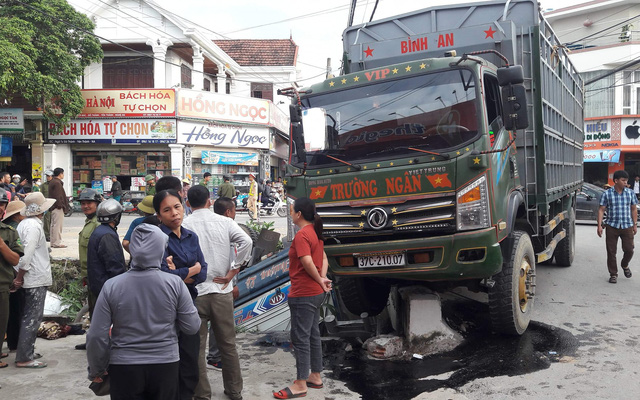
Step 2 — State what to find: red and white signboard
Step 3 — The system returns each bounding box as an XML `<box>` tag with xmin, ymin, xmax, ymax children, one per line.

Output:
<box><xmin>78</xmin><ymin>89</ymin><xmax>176</xmax><ymax>118</ymax></box>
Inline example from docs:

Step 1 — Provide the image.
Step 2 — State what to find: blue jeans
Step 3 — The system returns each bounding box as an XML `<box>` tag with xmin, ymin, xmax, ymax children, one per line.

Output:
<box><xmin>288</xmin><ymin>293</ymin><xmax>325</xmax><ymax>380</ymax></box>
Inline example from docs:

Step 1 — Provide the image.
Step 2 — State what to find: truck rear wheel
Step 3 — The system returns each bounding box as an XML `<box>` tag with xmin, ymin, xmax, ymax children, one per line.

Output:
<box><xmin>553</xmin><ymin>209</ymin><xmax>575</xmax><ymax>266</ymax></box>
<box><xmin>489</xmin><ymin>231</ymin><xmax>535</xmax><ymax>335</ymax></box>
<box><xmin>336</xmin><ymin>277</ymin><xmax>390</xmax><ymax>317</ymax></box>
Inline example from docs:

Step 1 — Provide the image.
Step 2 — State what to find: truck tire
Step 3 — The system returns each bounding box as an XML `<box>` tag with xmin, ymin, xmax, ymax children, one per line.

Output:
<box><xmin>489</xmin><ymin>231</ymin><xmax>535</xmax><ymax>335</ymax></box>
<box><xmin>336</xmin><ymin>277</ymin><xmax>390</xmax><ymax>317</ymax></box>
<box><xmin>238</xmin><ymin>223</ymin><xmax>258</xmax><ymax>245</ymax></box>
<box><xmin>553</xmin><ymin>209</ymin><xmax>575</xmax><ymax>267</ymax></box>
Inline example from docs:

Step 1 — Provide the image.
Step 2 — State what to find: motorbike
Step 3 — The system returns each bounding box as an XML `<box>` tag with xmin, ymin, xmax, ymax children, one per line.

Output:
<box><xmin>248</xmin><ymin>192</ymin><xmax>287</xmax><ymax>219</ymax></box>
<box><xmin>65</xmin><ymin>196</ymin><xmax>79</xmax><ymax>217</ymax></box>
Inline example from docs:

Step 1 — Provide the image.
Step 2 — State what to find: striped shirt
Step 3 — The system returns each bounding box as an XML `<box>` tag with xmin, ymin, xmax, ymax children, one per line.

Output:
<box><xmin>600</xmin><ymin>187</ymin><xmax>638</xmax><ymax>229</ymax></box>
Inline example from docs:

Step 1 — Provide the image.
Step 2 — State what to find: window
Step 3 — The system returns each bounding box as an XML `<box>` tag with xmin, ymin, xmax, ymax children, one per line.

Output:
<box><xmin>251</xmin><ymin>82</ymin><xmax>273</xmax><ymax>101</ymax></box>
<box><xmin>102</xmin><ymin>57</ymin><xmax>153</xmax><ymax>88</ymax></box>
<box><xmin>203</xmin><ymin>79</ymin><xmax>211</xmax><ymax>91</ymax></box>
<box><xmin>181</xmin><ymin>64</ymin><xmax>192</xmax><ymax>88</ymax></box>
<box><xmin>581</xmin><ymin>70</ymin><xmax>614</xmax><ymax>118</ymax></box>
<box><xmin>621</xmin><ymin>69</ymin><xmax>640</xmax><ymax>115</ymax></box>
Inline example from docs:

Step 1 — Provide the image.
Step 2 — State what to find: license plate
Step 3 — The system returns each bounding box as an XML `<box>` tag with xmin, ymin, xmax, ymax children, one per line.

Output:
<box><xmin>357</xmin><ymin>253</ymin><xmax>405</xmax><ymax>268</ymax></box>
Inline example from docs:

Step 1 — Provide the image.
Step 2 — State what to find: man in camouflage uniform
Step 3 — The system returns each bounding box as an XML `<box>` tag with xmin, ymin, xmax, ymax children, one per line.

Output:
<box><xmin>41</xmin><ymin>170</ymin><xmax>54</xmax><ymax>242</ymax></box>
<box><xmin>0</xmin><ymin>187</ymin><xmax>25</xmax><ymax>366</ymax></box>
<box><xmin>75</xmin><ymin>189</ymin><xmax>102</xmax><ymax>350</ymax></box>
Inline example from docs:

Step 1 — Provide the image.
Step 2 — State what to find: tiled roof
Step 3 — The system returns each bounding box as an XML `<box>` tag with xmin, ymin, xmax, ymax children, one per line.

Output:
<box><xmin>213</xmin><ymin>39</ymin><xmax>298</xmax><ymax>67</ymax></box>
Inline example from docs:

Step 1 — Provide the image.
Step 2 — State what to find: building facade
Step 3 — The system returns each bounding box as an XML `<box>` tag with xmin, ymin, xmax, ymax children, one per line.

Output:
<box><xmin>38</xmin><ymin>0</ymin><xmax>295</xmax><ymax>197</ymax></box>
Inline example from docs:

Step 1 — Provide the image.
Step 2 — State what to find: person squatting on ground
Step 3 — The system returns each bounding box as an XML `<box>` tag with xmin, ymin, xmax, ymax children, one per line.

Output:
<box><xmin>0</xmin><ymin>189</ymin><xmax>24</xmax><ymax>368</ymax></box>
<box><xmin>273</xmin><ymin>197</ymin><xmax>332</xmax><ymax>399</ymax></box>
<box><xmin>183</xmin><ymin>186</ymin><xmax>252</xmax><ymax>400</ymax></box>
<box><xmin>48</xmin><ymin>168</ymin><xmax>69</xmax><ymax>248</ymax></box>
<box><xmin>86</xmin><ymin>199</ymin><xmax>127</xmax><ymax>316</ymax></box>
<box><xmin>86</xmin><ymin>223</ymin><xmax>201</xmax><ymax>400</ymax></box>
<box><xmin>74</xmin><ymin>188</ymin><xmax>103</xmax><ymax>351</ymax></box>
<box><xmin>206</xmin><ymin>197</ymin><xmax>243</xmax><ymax>371</ymax></box>
<box><xmin>155</xmin><ymin>189</ymin><xmax>207</xmax><ymax>400</ymax></box>
<box><xmin>13</xmin><ymin>192</ymin><xmax>56</xmax><ymax>368</ymax></box>
<box><xmin>597</xmin><ymin>169</ymin><xmax>638</xmax><ymax>284</ymax></box>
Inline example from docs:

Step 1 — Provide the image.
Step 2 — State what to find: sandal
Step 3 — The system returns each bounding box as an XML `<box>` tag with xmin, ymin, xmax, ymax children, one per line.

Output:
<box><xmin>0</xmin><ymin>361</ymin><xmax>8</xmax><ymax>368</ymax></box>
<box><xmin>0</xmin><ymin>353</ymin><xmax>8</xmax><ymax>359</ymax></box>
<box><xmin>609</xmin><ymin>276</ymin><xmax>617</xmax><ymax>284</ymax></box>
<box><xmin>306</xmin><ymin>381</ymin><xmax>323</xmax><ymax>389</ymax></box>
<box><xmin>16</xmin><ymin>360</ymin><xmax>47</xmax><ymax>368</ymax></box>
<box><xmin>623</xmin><ymin>267</ymin><xmax>632</xmax><ymax>278</ymax></box>
<box><xmin>273</xmin><ymin>387</ymin><xmax>307</xmax><ymax>399</ymax></box>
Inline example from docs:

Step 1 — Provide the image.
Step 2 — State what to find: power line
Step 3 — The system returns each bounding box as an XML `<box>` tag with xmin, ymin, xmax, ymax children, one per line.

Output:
<box><xmin>565</xmin><ymin>11</ymin><xmax>640</xmax><ymax>46</ymax></box>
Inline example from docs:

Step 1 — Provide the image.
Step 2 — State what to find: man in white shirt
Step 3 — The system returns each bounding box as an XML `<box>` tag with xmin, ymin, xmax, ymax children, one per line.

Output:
<box><xmin>13</xmin><ymin>192</ymin><xmax>56</xmax><ymax>368</ymax></box>
<box><xmin>634</xmin><ymin>176</ymin><xmax>640</xmax><ymax>200</ymax></box>
<box><xmin>183</xmin><ymin>185</ymin><xmax>252</xmax><ymax>400</ymax></box>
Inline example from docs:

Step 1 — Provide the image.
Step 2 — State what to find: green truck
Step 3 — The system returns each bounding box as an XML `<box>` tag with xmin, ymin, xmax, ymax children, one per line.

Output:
<box><xmin>281</xmin><ymin>0</ymin><xmax>583</xmax><ymax>335</ymax></box>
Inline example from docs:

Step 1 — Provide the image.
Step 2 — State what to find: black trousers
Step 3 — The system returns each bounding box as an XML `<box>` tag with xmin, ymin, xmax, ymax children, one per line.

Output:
<box><xmin>109</xmin><ymin>362</ymin><xmax>179</xmax><ymax>400</ymax></box>
<box><xmin>7</xmin><ymin>288</ymin><xmax>25</xmax><ymax>350</ymax></box>
<box><xmin>178</xmin><ymin>331</ymin><xmax>200</xmax><ymax>400</ymax></box>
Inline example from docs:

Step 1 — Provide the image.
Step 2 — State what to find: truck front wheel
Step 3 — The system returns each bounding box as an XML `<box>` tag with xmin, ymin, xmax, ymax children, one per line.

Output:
<box><xmin>553</xmin><ymin>208</ymin><xmax>575</xmax><ymax>266</ymax></box>
<box><xmin>336</xmin><ymin>277</ymin><xmax>390</xmax><ymax>317</ymax></box>
<box><xmin>489</xmin><ymin>231</ymin><xmax>536</xmax><ymax>335</ymax></box>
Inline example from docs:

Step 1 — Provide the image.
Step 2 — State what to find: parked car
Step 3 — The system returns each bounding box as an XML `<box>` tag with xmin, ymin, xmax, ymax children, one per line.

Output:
<box><xmin>576</xmin><ymin>182</ymin><xmax>606</xmax><ymax>221</ymax></box>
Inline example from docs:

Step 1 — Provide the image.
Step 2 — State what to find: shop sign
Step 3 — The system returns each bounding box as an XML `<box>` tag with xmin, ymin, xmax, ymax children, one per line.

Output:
<box><xmin>202</xmin><ymin>150</ymin><xmax>259</xmax><ymax>166</ymax></box>
<box><xmin>177</xmin><ymin>121</ymin><xmax>269</xmax><ymax>149</ymax></box>
<box><xmin>584</xmin><ymin>150</ymin><xmax>620</xmax><ymax>163</ymax></box>
<box><xmin>584</xmin><ymin>119</ymin><xmax>611</xmax><ymax>142</ymax></box>
<box><xmin>47</xmin><ymin>119</ymin><xmax>177</xmax><ymax>144</ymax></box>
<box><xmin>270</xmin><ymin>105</ymin><xmax>290</xmax><ymax>133</ymax></box>
<box><xmin>0</xmin><ymin>109</ymin><xmax>24</xmax><ymax>132</ymax></box>
<box><xmin>78</xmin><ymin>89</ymin><xmax>175</xmax><ymax>117</ymax></box>
<box><xmin>0</xmin><ymin>136</ymin><xmax>13</xmax><ymax>157</ymax></box>
<box><xmin>621</xmin><ymin>118</ymin><xmax>640</xmax><ymax>146</ymax></box>
<box><xmin>178</xmin><ymin>89</ymin><xmax>271</xmax><ymax>126</ymax></box>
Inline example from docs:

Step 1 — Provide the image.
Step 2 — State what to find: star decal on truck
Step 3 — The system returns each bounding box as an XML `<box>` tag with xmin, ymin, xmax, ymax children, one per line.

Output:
<box><xmin>484</xmin><ymin>26</ymin><xmax>497</xmax><ymax>39</ymax></box>
<box><xmin>364</xmin><ymin>46</ymin><xmax>374</xmax><ymax>57</ymax></box>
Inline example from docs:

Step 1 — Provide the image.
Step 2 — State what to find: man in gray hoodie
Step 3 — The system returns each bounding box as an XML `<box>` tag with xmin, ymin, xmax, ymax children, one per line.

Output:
<box><xmin>86</xmin><ymin>223</ymin><xmax>200</xmax><ymax>400</ymax></box>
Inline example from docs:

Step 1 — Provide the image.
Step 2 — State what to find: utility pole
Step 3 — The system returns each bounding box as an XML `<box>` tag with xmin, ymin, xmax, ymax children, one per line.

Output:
<box><xmin>326</xmin><ymin>58</ymin><xmax>333</xmax><ymax>79</ymax></box>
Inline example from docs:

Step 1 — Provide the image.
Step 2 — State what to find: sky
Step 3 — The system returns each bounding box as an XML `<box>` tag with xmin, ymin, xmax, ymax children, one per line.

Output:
<box><xmin>82</xmin><ymin>0</ymin><xmax>587</xmax><ymax>85</ymax></box>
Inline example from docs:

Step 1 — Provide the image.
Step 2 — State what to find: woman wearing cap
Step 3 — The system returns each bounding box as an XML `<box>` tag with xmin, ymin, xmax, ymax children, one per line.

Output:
<box><xmin>273</xmin><ymin>197</ymin><xmax>331</xmax><ymax>399</ymax></box>
<box><xmin>13</xmin><ymin>192</ymin><xmax>56</xmax><ymax>368</ymax></box>
<box><xmin>122</xmin><ymin>195</ymin><xmax>155</xmax><ymax>254</ymax></box>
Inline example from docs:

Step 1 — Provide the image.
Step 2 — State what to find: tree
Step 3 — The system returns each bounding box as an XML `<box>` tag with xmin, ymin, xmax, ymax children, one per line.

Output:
<box><xmin>0</xmin><ymin>0</ymin><xmax>103</xmax><ymax>127</ymax></box>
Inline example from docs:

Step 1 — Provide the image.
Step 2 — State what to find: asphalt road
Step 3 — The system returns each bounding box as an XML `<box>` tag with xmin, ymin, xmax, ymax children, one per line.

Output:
<box><xmin>2</xmin><ymin>218</ymin><xmax>640</xmax><ymax>399</ymax></box>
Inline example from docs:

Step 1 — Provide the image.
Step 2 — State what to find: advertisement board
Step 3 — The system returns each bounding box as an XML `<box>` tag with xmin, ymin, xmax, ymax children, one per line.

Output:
<box><xmin>78</xmin><ymin>89</ymin><xmax>176</xmax><ymax>118</ymax></box>
<box><xmin>0</xmin><ymin>109</ymin><xmax>24</xmax><ymax>132</ymax></box>
<box><xmin>177</xmin><ymin>120</ymin><xmax>269</xmax><ymax>149</ymax></box>
<box><xmin>583</xmin><ymin>150</ymin><xmax>620</xmax><ymax>163</ymax></box>
<box><xmin>201</xmin><ymin>150</ymin><xmax>259</xmax><ymax>166</ymax></box>
<box><xmin>48</xmin><ymin>119</ymin><xmax>177</xmax><ymax>144</ymax></box>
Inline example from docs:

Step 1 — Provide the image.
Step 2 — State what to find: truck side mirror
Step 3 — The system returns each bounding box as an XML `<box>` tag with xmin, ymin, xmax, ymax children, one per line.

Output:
<box><xmin>497</xmin><ymin>65</ymin><xmax>524</xmax><ymax>86</ymax></box>
<box><xmin>501</xmin><ymin>84</ymin><xmax>529</xmax><ymax>130</ymax></box>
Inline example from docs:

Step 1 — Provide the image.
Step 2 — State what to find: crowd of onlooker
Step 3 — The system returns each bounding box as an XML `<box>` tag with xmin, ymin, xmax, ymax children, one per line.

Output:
<box><xmin>1</xmin><ymin>170</ymin><xmax>330</xmax><ymax>400</ymax></box>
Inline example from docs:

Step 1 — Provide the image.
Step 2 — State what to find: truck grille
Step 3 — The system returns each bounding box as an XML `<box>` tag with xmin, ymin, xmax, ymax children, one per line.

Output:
<box><xmin>318</xmin><ymin>194</ymin><xmax>457</xmax><ymax>237</ymax></box>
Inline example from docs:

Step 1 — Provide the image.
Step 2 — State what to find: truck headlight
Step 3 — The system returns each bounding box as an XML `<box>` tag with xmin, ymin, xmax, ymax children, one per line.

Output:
<box><xmin>457</xmin><ymin>175</ymin><xmax>490</xmax><ymax>231</ymax></box>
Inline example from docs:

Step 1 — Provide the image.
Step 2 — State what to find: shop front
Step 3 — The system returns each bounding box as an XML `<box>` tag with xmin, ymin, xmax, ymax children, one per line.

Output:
<box><xmin>46</xmin><ymin>89</ymin><xmax>177</xmax><ymax>197</ymax></box>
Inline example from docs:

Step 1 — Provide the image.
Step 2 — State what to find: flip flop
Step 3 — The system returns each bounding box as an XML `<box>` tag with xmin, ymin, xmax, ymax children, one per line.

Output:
<box><xmin>16</xmin><ymin>360</ymin><xmax>47</xmax><ymax>368</ymax></box>
<box><xmin>0</xmin><ymin>353</ymin><xmax>8</xmax><ymax>358</ymax></box>
<box><xmin>0</xmin><ymin>361</ymin><xmax>8</xmax><ymax>368</ymax></box>
<box><xmin>306</xmin><ymin>381</ymin><xmax>323</xmax><ymax>389</ymax></box>
<box><xmin>273</xmin><ymin>387</ymin><xmax>307</xmax><ymax>399</ymax></box>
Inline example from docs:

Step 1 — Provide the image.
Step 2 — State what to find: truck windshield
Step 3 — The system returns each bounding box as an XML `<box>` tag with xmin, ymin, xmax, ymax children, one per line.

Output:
<box><xmin>299</xmin><ymin>69</ymin><xmax>479</xmax><ymax>167</ymax></box>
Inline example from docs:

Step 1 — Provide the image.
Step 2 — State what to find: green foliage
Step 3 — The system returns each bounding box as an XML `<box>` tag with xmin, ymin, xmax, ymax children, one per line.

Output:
<box><xmin>245</xmin><ymin>220</ymin><xmax>275</xmax><ymax>233</ymax></box>
<box><xmin>58</xmin><ymin>279</ymin><xmax>86</xmax><ymax>317</ymax></box>
<box><xmin>0</xmin><ymin>0</ymin><xmax>103</xmax><ymax>127</ymax></box>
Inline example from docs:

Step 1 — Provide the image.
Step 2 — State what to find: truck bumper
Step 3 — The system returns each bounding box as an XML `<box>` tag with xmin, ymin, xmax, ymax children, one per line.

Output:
<box><xmin>326</xmin><ymin>227</ymin><xmax>503</xmax><ymax>281</ymax></box>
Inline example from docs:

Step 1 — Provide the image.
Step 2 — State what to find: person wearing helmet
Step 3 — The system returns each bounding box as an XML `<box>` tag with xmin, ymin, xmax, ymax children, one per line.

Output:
<box><xmin>40</xmin><ymin>171</ymin><xmax>54</xmax><ymax>242</ymax></box>
<box><xmin>74</xmin><ymin>189</ymin><xmax>103</xmax><ymax>351</ymax></box>
<box><xmin>86</xmin><ymin>199</ymin><xmax>126</xmax><ymax>318</ymax></box>
<box><xmin>0</xmin><ymin>187</ymin><xmax>25</xmax><ymax>368</ymax></box>
<box><xmin>145</xmin><ymin>174</ymin><xmax>156</xmax><ymax>196</ymax></box>
<box><xmin>122</xmin><ymin>195</ymin><xmax>155</xmax><ymax>254</ymax></box>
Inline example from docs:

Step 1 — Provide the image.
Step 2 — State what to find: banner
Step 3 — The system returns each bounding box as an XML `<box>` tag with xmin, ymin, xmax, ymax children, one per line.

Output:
<box><xmin>0</xmin><ymin>136</ymin><xmax>13</xmax><ymax>157</ymax></box>
<box><xmin>177</xmin><ymin>121</ymin><xmax>269</xmax><ymax>149</ymax></box>
<box><xmin>0</xmin><ymin>109</ymin><xmax>24</xmax><ymax>132</ymax></box>
<box><xmin>201</xmin><ymin>150</ymin><xmax>259</xmax><ymax>166</ymax></box>
<box><xmin>78</xmin><ymin>89</ymin><xmax>176</xmax><ymax>117</ymax></box>
<box><xmin>48</xmin><ymin>119</ymin><xmax>177</xmax><ymax>144</ymax></box>
<box><xmin>178</xmin><ymin>89</ymin><xmax>270</xmax><ymax>125</ymax></box>
<box><xmin>583</xmin><ymin>150</ymin><xmax>620</xmax><ymax>163</ymax></box>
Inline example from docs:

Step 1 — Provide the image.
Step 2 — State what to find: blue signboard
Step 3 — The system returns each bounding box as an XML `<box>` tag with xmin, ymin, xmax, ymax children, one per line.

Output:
<box><xmin>201</xmin><ymin>150</ymin><xmax>259</xmax><ymax>166</ymax></box>
<box><xmin>584</xmin><ymin>150</ymin><xmax>620</xmax><ymax>163</ymax></box>
<box><xmin>0</xmin><ymin>137</ymin><xmax>13</xmax><ymax>157</ymax></box>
